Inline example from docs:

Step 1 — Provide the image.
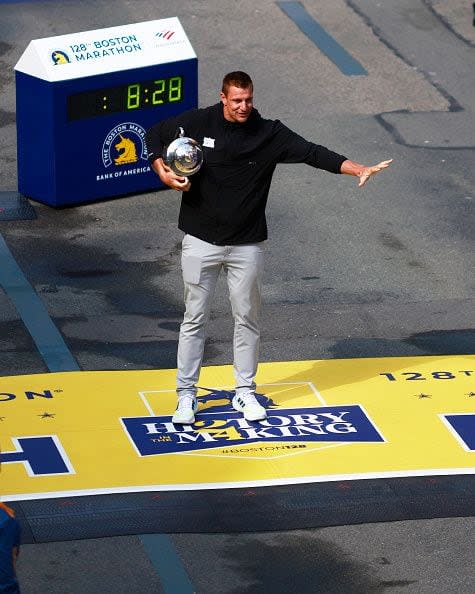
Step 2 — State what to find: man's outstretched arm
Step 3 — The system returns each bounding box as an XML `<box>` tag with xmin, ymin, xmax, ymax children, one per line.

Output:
<box><xmin>341</xmin><ymin>159</ymin><xmax>393</xmax><ymax>187</ymax></box>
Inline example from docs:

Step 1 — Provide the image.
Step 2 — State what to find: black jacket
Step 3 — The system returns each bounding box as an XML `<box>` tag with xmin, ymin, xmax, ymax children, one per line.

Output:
<box><xmin>146</xmin><ymin>103</ymin><xmax>347</xmax><ymax>245</ymax></box>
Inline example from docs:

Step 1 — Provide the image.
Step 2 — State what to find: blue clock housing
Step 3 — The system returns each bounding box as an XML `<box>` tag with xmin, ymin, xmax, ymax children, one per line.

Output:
<box><xmin>15</xmin><ymin>19</ymin><xmax>198</xmax><ymax>207</ymax></box>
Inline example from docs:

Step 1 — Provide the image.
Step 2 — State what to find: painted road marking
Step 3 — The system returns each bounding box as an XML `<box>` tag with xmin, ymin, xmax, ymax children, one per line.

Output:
<box><xmin>140</xmin><ymin>534</ymin><xmax>195</xmax><ymax>594</ymax></box>
<box><xmin>277</xmin><ymin>1</ymin><xmax>367</xmax><ymax>75</ymax></box>
<box><xmin>1</xmin><ymin>357</ymin><xmax>473</xmax><ymax>500</ymax></box>
<box><xmin>0</xmin><ymin>1</ymin><xmax>50</xmax><ymax>4</ymax></box>
<box><xmin>440</xmin><ymin>414</ymin><xmax>475</xmax><ymax>452</ymax></box>
<box><xmin>0</xmin><ymin>234</ymin><xmax>80</xmax><ymax>372</ymax></box>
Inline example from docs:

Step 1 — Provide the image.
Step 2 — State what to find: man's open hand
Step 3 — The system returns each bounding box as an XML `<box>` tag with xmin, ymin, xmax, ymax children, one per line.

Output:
<box><xmin>357</xmin><ymin>159</ymin><xmax>393</xmax><ymax>187</ymax></box>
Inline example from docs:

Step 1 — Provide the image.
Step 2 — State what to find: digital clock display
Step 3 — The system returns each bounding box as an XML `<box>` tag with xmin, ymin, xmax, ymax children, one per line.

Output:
<box><xmin>67</xmin><ymin>75</ymin><xmax>184</xmax><ymax>121</ymax></box>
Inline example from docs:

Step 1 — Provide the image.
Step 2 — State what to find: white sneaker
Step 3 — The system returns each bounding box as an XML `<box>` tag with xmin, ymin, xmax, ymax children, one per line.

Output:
<box><xmin>172</xmin><ymin>392</ymin><xmax>198</xmax><ymax>424</ymax></box>
<box><xmin>232</xmin><ymin>390</ymin><xmax>267</xmax><ymax>421</ymax></box>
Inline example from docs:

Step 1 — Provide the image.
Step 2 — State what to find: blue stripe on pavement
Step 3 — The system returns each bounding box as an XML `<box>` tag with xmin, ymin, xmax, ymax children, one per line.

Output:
<box><xmin>0</xmin><ymin>1</ymin><xmax>63</xmax><ymax>4</ymax></box>
<box><xmin>277</xmin><ymin>1</ymin><xmax>368</xmax><ymax>75</ymax></box>
<box><xmin>0</xmin><ymin>1</ymin><xmax>50</xmax><ymax>4</ymax></box>
<box><xmin>140</xmin><ymin>534</ymin><xmax>195</xmax><ymax>594</ymax></box>
<box><xmin>0</xmin><ymin>233</ymin><xmax>80</xmax><ymax>372</ymax></box>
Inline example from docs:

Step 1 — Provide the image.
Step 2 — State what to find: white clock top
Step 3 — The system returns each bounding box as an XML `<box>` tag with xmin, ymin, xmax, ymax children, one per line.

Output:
<box><xmin>15</xmin><ymin>18</ymin><xmax>196</xmax><ymax>82</ymax></box>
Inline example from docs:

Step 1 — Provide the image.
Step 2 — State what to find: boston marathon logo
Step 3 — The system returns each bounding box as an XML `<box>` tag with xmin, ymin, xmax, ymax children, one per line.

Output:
<box><xmin>51</xmin><ymin>50</ymin><xmax>70</xmax><ymax>65</ymax></box>
<box><xmin>122</xmin><ymin>390</ymin><xmax>385</xmax><ymax>457</ymax></box>
<box><xmin>100</xmin><ymin>122</ymin><xmax>150</xmax><ymax>180</ymax></box>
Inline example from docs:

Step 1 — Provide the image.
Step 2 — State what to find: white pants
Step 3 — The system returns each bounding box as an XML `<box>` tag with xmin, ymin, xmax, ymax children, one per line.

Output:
<box><xmin>177</xmin><ymin>234</ymin><xmax>264</xmax><ymax>394</ymax></box>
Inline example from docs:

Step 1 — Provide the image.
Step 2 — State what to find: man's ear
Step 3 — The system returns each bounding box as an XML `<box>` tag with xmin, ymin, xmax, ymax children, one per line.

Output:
<box><xmin>220</xmin><ymin>91</ymin><xmax>226</xmax><ymax>103</ymax></box>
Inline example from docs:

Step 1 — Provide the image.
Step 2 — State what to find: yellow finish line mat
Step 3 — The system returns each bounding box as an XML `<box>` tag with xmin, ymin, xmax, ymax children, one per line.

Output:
<box><xmin>1</xmin><ymin>355</ymin><xmax>474</xmax><ymax>539</ymax></box>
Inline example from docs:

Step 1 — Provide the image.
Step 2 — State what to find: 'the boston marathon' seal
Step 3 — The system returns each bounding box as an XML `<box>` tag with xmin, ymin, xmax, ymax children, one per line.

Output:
<box><xmin>102</xmin><ymin>122</ymin><xmax>148</xmax><ymax>168</ymax></box>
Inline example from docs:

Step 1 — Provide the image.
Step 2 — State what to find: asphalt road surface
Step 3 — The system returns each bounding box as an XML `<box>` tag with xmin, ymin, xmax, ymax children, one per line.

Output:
<box><xmin>0</xmin><ymin>0</ymin><xmax>474</xmax><ymax>592</ymax></box>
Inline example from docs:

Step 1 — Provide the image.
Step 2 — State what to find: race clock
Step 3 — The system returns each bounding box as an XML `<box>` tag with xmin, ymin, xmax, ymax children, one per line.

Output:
<box><xmin>67</xmin><ymin>75</ymin><xmax>185</xmax><ymax>121</ymax></box>
<box><xmin>15</xmin><ymin>18</ymin><xmax>198</xmax><ymax>206</ymax></box>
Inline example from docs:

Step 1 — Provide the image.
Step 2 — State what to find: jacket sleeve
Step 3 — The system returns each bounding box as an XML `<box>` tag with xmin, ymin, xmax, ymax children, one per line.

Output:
<box><xmin>275</xmin><ymin>121</ymin><xmax>347</xmax><ymax>174</ymax></box>
<box><xmin>145</xmin><ymin>109</ymin><xmax>201</xmax><ymax>164</ymax></box>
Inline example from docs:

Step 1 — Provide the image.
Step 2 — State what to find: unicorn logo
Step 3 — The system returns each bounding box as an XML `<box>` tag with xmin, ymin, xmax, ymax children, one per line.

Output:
<box><xmin>196</xmin><ymin>388</ymin><xmax>277</xmax><ymax>414</ymax></box>
<box><xmin>114</xmin><ymin>135</ymin><xmax>138</xmax><ymax>165</ymax></box>
<box><xmin>102</xmin><ymin>122</ymin><xmax>148</xmax><ymax>168</ymax></box>
<box><xmin>51</xmin><ymin>50</ymin><xmax>70</xmax><ymax>65</ymax></box>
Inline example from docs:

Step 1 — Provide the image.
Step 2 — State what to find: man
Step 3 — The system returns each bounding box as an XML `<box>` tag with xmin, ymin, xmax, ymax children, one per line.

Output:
<box><xmin>0</xmin><ymin>501</ymin><xmax>20</xmax><ymax>593</ymax></box>
<box><xmin>146</xmin><ymin>71</ymin><xmax>391</xmax><ymax>425</ymax></box>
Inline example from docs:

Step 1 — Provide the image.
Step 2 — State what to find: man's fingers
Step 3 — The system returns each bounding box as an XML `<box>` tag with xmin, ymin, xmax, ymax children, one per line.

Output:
<box><xmin>370</xmin><ymin>159</ymin><xmax>393</xmax><ymax>174</ymax></box>
<box><xmin>358</xmin><ymin>174</ymin><xmax>369</xmax><ymax>187</ymax></box>
<box><xmin>375</xmin><ymin>159</ymin><xmax>393</xmax><ymax>169</ymax></box>
<box><xmin>170</xmin><ymin>176</ymin><xmax>191</xmax><ymax>192</ymax></box>
<box><xmin>359</xmin><ymin>158</ymin><xmax>393</xmax><ymax>187</ymax></box>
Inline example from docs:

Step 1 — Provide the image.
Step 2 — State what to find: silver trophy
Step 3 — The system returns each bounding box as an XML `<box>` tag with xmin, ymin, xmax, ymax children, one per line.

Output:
<box><xmin>163</xmin><ymin>127</ymin><xmax>203</xmax><ymax>176</ymax></box>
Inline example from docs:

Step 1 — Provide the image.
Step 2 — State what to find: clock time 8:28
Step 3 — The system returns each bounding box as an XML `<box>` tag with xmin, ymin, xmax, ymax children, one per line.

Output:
<box><xmin>67</xmin><ymin>74</ymin><xmax>184</xmax><ymax>121</ymax></box>
<box><xmin>127</xmin><ymin>76</ymin><xmax>182</xmax><ymax>109</ymax></box>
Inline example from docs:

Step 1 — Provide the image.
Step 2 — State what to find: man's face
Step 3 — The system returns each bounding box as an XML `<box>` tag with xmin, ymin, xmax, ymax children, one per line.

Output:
<box><xmin>220</xmin><ymin>85</ymin><xmax>253</xmax><ymax>123</ymax></box>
